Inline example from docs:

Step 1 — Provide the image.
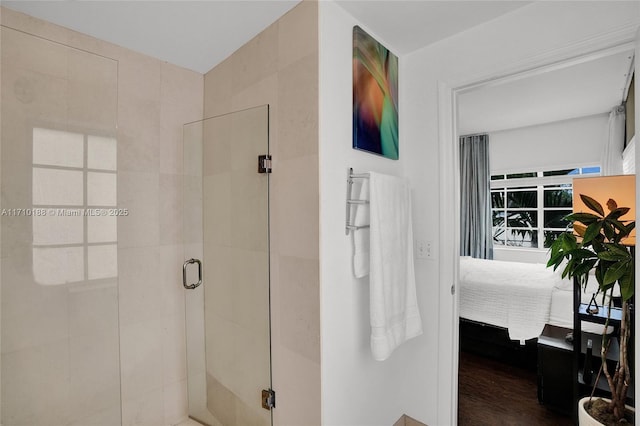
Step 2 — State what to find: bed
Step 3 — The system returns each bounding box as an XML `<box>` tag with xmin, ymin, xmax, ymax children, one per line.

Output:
<box><xmin>458</xmin><ymin>256</ymin><xmax>612</xmax><ymax>370</ymax></box>
<box><xmin>459</xmin><ymin>256</ymin><xmax>607</xmax><ymax>342</ymax></box>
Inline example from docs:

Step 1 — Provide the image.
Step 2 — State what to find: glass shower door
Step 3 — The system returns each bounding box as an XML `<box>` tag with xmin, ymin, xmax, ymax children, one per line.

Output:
<box><xmin>183</xmin><ymin>105</ymin><xmax>272</xmax><ymax>426</ymax></box>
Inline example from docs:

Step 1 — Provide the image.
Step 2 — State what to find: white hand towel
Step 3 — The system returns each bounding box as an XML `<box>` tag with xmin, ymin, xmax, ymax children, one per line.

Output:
<box><xmin>352</xmin><ymin>179</ymin><xmax>370</xmax><ymax>278</ymax></box>
<box><xmin>368</xmin><ymin>172</ymin><xmax>423</xmax><ymax>361</ymax></box>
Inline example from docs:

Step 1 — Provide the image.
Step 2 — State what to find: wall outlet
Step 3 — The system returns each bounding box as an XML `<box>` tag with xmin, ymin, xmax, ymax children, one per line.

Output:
<box><xmin>416</xmin><ymin>240</ymin><xmax>433</xmax><ymax>259</ymax></box>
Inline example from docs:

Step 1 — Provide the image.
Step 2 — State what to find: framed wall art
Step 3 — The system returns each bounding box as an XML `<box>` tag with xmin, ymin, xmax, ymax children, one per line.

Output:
<box><xmin>352</xmin><ymin>25</ymin><xmax>399</xmax><ymax>160</ymax></box>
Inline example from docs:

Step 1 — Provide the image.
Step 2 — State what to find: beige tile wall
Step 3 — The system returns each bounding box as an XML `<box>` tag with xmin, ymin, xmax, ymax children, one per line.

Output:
<box><xmin>202</xmin><ymin>1</ymin><xmax>320</xmax><ymax>425</ymax></box>
<box><xmin>1</xmin><ymin>7</ymin><xmax>203</xmax><ymax>426</ymax></box>
<box><xmin>1</xmin><ymin>22</ymin><xmax>121</xmax><ymax>426</ymax></box>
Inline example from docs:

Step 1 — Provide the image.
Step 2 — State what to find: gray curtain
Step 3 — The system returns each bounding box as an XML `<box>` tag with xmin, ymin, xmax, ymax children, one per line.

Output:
<box><xmin>460</xmin><ymin>134</ymin><xmax>493</xmax><ymax>259</ymax></box>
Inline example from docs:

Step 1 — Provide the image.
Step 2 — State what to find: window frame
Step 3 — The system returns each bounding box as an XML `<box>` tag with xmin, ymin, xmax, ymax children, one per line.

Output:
<box><xmin>490</xmin><ymin>166</ymin><xmax>600</xmax><ymax>250</ymax></box>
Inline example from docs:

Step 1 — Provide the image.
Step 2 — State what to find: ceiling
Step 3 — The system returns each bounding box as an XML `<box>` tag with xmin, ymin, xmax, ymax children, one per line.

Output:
<box><xmin>1</xmin><ymin>1</ymin><xmax>633</xmax><ymax>133</ymax></box>
<box><xmin>334</xmin><ymin>0</ymin><xmax>530</xmax><ymax>54</ymax></box>
<box><xmin>458</xmin><ymin>48</ymin><xmax>635</xmax><ymax>135</ymax></box>
<box><xmin>1</xmin><ymin>0</ymin><xmax>302</xmax><ymax>74</ymax></box>
<box><xmin>2</xmin><ymin>0</ymin><xmax>531</xmax><ymax>74</ymax></box>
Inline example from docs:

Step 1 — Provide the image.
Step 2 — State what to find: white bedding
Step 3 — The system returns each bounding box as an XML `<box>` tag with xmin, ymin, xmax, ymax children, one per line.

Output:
<box><xmin>459</xmin><ymin>257</ymin><xmax>566</xmax><ymax>341</ymax></box>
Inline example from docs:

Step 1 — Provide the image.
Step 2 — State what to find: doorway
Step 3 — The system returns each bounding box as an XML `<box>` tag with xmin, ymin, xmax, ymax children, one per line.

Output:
<box><xmin>453</xmin><ymin>44</ymin><xmax>636</xmax><ymax>424</ymax></box>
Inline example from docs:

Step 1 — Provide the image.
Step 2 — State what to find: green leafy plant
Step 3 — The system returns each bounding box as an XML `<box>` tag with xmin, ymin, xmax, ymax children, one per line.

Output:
<box><xmin>547</xmin><ymin>194</ymin><xmax>635</xmax><ymax>423</ymax></box>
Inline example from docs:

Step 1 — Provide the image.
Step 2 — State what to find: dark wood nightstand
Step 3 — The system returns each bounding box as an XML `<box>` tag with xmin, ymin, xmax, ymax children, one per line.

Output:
<box><xmin>538</xmin><ymin>313</ymin><xmax>634</xmax><ymax>422</ymax></box>
<box><xmin>537</xmin><ymin>324</ymin><xmax>574</xmax><ymax>415</ymax></box>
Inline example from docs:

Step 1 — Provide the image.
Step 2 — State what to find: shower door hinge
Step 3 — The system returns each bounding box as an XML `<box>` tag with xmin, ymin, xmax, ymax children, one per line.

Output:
<box><xmin>261</xmin><ymin>388</ymin><xmax>276</xmax><ymax>410</ymax></box>
<box><xmin>258</xmin><ymin>155</ymin><xmax>272</xmax><ymax>173</ymax></box>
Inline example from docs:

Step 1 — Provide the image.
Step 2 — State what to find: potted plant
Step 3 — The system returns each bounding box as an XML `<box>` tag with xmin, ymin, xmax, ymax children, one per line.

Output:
<box><xmin>547</xmin><ymin>194</ymin><xmax>635</xmax><ymax>425</ymax></box>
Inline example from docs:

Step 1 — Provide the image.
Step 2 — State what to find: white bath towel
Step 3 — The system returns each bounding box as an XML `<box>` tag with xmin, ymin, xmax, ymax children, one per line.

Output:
<box><xmin>352</xmin><ymin>178</ymin><xmax>370</xmax><ymax>278</ymax></box>
<box><xmin>368</xmin><ymin>172</ymin><xmax>423</xmax><ymax>361</ymax></box>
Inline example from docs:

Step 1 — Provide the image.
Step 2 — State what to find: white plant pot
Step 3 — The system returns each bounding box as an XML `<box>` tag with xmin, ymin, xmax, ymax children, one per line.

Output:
<box><xmin>578</xmin><ymin>396</ymin><xmax>635</xmax><ymax>425</ymax></box>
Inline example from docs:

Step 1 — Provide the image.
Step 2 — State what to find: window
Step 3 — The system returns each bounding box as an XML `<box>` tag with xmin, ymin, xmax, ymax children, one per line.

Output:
<box><xmin>32</xmin><ymin>128</ymin><xmax>117</xmax><ymax>285</ymax></box>
<box><xmin>491</xmin><ymin>166</ymin><xmax>600</xmax><ymax>249</ymax></box>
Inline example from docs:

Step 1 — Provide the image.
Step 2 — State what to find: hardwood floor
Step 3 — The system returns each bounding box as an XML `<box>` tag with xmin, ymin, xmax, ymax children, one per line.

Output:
<box><xmin>458</xmin><ymin>350</ymin><xmax>574</xmax><ymax>425</ymax></box>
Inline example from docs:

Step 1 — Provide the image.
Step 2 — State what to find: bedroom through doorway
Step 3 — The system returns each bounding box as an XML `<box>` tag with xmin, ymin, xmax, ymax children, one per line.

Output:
<box><xmin>455</xmin><ymin>44</ymin><xmax>636</xmax><ymax>425</ymax></box>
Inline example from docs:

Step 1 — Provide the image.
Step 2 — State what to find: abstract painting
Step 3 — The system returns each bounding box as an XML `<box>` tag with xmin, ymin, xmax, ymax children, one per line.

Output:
<box><xmin>353</xmin><ymin>26</ymin><xmax>399</xmax><ymax>160</ymax></box>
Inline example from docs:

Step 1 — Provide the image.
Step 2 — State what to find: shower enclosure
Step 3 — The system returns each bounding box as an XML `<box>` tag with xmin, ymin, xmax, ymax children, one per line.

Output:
<box><xmin>1</xmin><ymin>20</ymin><xmax>272</xmax><ymax>426</ymax></box>
<box><xmin>1</xmin><ymin>27</ymin><xmax>121</xmax><ymax>425</ymax></box>
<box><xmin>182</xmin><ymin>106</ymin><xmax>273</xmax><ymax>426</ymax></box>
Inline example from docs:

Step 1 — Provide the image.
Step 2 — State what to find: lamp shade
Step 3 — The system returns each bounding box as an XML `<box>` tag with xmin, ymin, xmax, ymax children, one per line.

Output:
<box><xmin>572</xmin><ymin>174</ymin><xmax>635</xmax><ymax>243</ymax></box>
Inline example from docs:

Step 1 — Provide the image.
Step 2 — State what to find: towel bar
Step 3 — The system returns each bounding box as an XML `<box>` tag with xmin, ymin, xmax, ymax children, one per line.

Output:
<box><xmin>350</xmin><ymin>172</ymin><xmax>369</xmax><ymax>179</ymax></box>
<box><xmin>346</xmin><ymin>168</ymin><xmax>370</xmax><ymax>234</ymax></box>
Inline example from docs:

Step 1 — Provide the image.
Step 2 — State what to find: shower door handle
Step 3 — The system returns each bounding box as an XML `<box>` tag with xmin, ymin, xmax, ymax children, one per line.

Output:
<box><xmin>183</xmin><ymin>258</ymin><xmax>202</xmax><ymax>290</ymax></box>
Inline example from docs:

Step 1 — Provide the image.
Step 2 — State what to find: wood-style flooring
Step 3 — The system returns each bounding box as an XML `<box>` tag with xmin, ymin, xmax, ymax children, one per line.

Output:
<box><xmin>458</xmin><ymin>350</ymin><xmax>574</xmax><ymax>425</ymax></box>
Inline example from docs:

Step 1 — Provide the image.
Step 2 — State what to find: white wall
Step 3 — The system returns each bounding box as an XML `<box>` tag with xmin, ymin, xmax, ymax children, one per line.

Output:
<box><xmin>489</xmin><ymin>113</ymin><xmax>609</xmax><ymax>264</ymax></box>
<box><xmin>493</xmin><ymin>247</ymin><xmax>549</xmax><ymax>264</ymax></box>
<box><xmin>319</xmin><ymin>3</ymin><xmax>435</xmax><ymax>425</ymax></box>
<box><xmin>489</xmin><ymin>113</ymin><xmax>609</xmax><ymax>173</ymax></box>
<box><xmin>320</xmin><ymin>1</ymin><xmax>639</xmax><ymax>425</ymax></box>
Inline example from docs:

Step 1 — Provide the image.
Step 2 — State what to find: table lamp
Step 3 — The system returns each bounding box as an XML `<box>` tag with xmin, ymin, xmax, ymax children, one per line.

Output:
<box><xmin>572</xmin><ymin>174</ymin><xmax>636</xmax><ymax>245</ymax></box>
